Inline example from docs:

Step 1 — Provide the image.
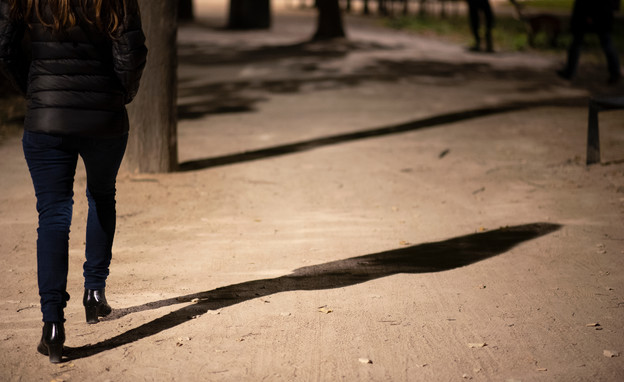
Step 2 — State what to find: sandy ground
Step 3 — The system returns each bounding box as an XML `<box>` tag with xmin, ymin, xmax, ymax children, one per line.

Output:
<box><xmin>2</xmin><ymin>3</ymin><xmax>624</xmax><ymax>381</ymax></box>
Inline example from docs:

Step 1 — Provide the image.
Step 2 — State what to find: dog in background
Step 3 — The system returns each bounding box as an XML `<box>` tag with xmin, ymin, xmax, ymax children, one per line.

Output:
<box><xmin>509</xmin><ymin>0</ymin><xmax>561</xmax><ymax>48</ymax></box>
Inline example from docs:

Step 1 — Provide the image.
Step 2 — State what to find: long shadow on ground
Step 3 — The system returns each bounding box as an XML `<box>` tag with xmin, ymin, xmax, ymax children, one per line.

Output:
<box><xmin>65</xmin><ymin>222</ymin><xmax>560</xmax><ymax>360</ymax></box>
<box><xmin>178</xmin><ymin>96</ymin><xmax>586</xmax><ymax>171</ymax></box>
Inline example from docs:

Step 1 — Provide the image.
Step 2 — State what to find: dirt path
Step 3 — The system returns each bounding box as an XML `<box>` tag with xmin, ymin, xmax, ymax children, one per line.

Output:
<box><xmin>1</xmin><ymin>4</ymin><xmax>623</xmax><ymax>381</ymax></box>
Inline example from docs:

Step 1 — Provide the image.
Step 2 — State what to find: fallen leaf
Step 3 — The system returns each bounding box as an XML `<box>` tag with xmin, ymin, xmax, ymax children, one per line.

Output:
<box><xmin>318</xmin><ymin>306</ymin><xmax>333</xmax><ymax>314</ymax></box>
<box><xmin>604</xmin><ymin>350</ymin><xmax>620</xmax><ymax>358</ymax></box>
<box><xmin>472</xmin><ymin>187</ymin><xmax>485</xmax><ymax>195</ymax></box>
<box><xmin>358</xmin><ymin>358</ymin><xmax>373</xmax><ymax>364</ymax></box>
<box><xmin>468</xmin><ymin>342</ymin><xmax>487</xmax><ymax>348</ymax></box>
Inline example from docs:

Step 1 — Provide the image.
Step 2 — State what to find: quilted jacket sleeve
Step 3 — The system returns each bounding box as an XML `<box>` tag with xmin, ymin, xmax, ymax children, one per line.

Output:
<box><xmin>112</xmin><ymin>0</ymin><xmax>147</xmax><ymax>104</ymax></box>
<box><xmin>0</xmin><ymin>0</ymin><xmax>27</xmax><ymax>96</ymax></box>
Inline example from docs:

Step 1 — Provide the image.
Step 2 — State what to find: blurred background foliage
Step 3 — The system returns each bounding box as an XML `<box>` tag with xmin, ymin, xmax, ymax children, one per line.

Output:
<box><xmin>382</xmin><ymin>0</ymin><xmax>624</xmax><ymax>57</ymax></box>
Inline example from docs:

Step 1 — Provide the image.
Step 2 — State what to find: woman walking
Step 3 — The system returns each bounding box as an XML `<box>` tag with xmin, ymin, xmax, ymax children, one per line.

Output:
<box><xmin>0</xmin><ymin>0</ymin><xmax>147</xmax><ymax>363</ymax></box>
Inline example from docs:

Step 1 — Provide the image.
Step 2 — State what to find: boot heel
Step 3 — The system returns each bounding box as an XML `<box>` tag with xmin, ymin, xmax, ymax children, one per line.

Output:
<box><xmin>38</xmin><ymin>322</ymin><xmax>65</xmax><ymax>363</ymax></box>
<box><xmin>83</xmin><ymin>289</ymin><xmax>112</xmax><ymax>324</ymax></box>
<box><xmin>47</xmin><ymin>343</ymin><xmax>63</xmax><ymax>363</ymax></box>
<box><xmin>85</xmin><ymin>306</ymin><xmax>99</xmax><ymax>324</ymax></box>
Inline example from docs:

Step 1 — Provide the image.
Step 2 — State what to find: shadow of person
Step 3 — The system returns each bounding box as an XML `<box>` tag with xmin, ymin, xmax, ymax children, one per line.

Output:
<box><xmin>66</xmin><ymin>222</ymin><xmax>560</xmax><ymax>360</ymax></box>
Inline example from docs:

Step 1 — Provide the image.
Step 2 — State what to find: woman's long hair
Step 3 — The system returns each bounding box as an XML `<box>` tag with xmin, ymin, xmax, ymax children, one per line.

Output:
<box><xmin>9</xmin><ymin>0</ymin><xmax>131</xmax><ymax>37</ymax></box>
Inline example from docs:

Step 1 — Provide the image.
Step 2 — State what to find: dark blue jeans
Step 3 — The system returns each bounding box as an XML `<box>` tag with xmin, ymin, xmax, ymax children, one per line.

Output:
<box><xmin>22</xmin><ymin>130</ymin><xmax>128</xmax><ymax>323</ymax></box>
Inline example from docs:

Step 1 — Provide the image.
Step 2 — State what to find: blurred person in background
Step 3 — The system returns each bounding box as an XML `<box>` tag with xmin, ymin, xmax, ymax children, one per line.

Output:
<box><xmin>557</xmin><ymin>0</ymin><xmax>621</xmax><ymax>84</ymax></box>
<box><xmin>467</xmin><ymin>0</ymin><xmax>495</xmax><ymax>52</ymax></box>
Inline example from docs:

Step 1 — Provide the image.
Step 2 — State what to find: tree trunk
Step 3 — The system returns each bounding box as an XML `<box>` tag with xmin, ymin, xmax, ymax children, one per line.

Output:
<box><xmin>125</xmin><ymin>0</ymin><xmax>178</xmax><ymax>173</ymax></box>
<box><xmin>228</xmin><ymin>0</ymin><xmax>271</xmax><ymax>29</ymax></box>
<box><xmin>378</xmin><ymin>0</ymin><xmax>388</xmax><ymax>16</ymax></box>
<box><xmin>313</xmin><ymin>0</ymin><xmax>346</xmax><ymax>40</ymax></box>
<box><xmin>363</xmin><ymin>0</ymin><xmax>370</xmax><ymax>15</ymax></box>
<box><xmin>178</xmin><ymin>0</ymin><xmax>194</xmax><ymax>21</ymax></box>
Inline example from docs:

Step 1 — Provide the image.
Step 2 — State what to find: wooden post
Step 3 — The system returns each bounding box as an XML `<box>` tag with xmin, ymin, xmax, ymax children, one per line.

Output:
<box><xmin>586</xmin><ymin>99</ymin><xmax>600</xmax><ymax>165</ymax></box>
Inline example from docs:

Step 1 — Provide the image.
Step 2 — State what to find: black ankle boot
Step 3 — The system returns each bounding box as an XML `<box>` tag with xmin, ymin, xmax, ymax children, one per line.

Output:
<box><xmin>83</xmin><ymin>289</ymin><xmax>112</xmax><ymax>324</ymax></box>
<box><xmin>37</xmin><ymin>322</ymin><xmax>65</xmax><ymax>363</ymax></box>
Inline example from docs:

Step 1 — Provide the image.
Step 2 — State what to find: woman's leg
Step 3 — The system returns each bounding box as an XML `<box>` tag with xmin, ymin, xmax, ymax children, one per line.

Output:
<box><xmin>79</xmin><ymin>134</ymin><xmax>128</xmax><ymax>290</ymax></box>
<box><xmin>22</xmin><ymin>131</ymin><xmax>77</xmax><ymax>323</ymax></box>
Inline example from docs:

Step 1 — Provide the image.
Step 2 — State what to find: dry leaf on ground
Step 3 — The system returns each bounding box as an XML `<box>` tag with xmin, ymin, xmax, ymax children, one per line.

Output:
<box><xmin>603</xmin><ymin>350</ymin><xmax>620</xmax><ymax>358</ymax></box>
<box><xmin>468</xmin><ymin>343</ymin><xmax>487</xmax><ymax>348</ymax></box>
<box><xmin>318</xmin><ymin>306</ymin><xmax>333</xmax><ymax>314</ymax></box>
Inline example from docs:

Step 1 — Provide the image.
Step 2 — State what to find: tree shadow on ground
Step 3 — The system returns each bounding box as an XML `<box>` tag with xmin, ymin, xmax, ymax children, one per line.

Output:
<box><xmin>65</xmin><ymin>222</ymin><xmax>560</xmax><ymax>360</ymax></box>
<box><xmin>178</xmin><ymin>95</ymin><xmax>587</xmax><ymax>171</ymax></box>
<box><xmin>177</xmin><ymin>22</ymin><xmax>622</xmax><ymax>122</ymax></box>
<box><xmin>176</xmin><ymin>38</ymin><xmax>406</xmax><ymax>119</ymax></box>
<box><xmin>177</xmin><ymin>56</ymin><xmax>573</xmax><ymax>120</ymax></box>
<box><xmin>179</xmin><ymin>39</ymin><xmax>401</xmax><ymax>67</ymax></box>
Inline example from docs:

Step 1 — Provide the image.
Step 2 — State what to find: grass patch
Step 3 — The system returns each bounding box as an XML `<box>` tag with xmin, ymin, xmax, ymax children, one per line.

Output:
<box><xmin>520</xmin><ymin>0</ymin><xmax>622</xmax><ymax>11</ymax></box>
<box><xmin>519</xmin><ymin>0</ymin><xmax>574</xmax><ymax>11</ymax></box>
<box><xmin>382</xmin><ymin>10</ymin><xmax>624</xmax><ymax>61</ymax></box>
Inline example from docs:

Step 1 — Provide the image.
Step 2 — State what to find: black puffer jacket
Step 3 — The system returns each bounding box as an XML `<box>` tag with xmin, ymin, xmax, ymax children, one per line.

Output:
<box><xmin>0</xmin><ymin>0</ymin><xmax>147</xmax><ymax>137</ymax></box>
